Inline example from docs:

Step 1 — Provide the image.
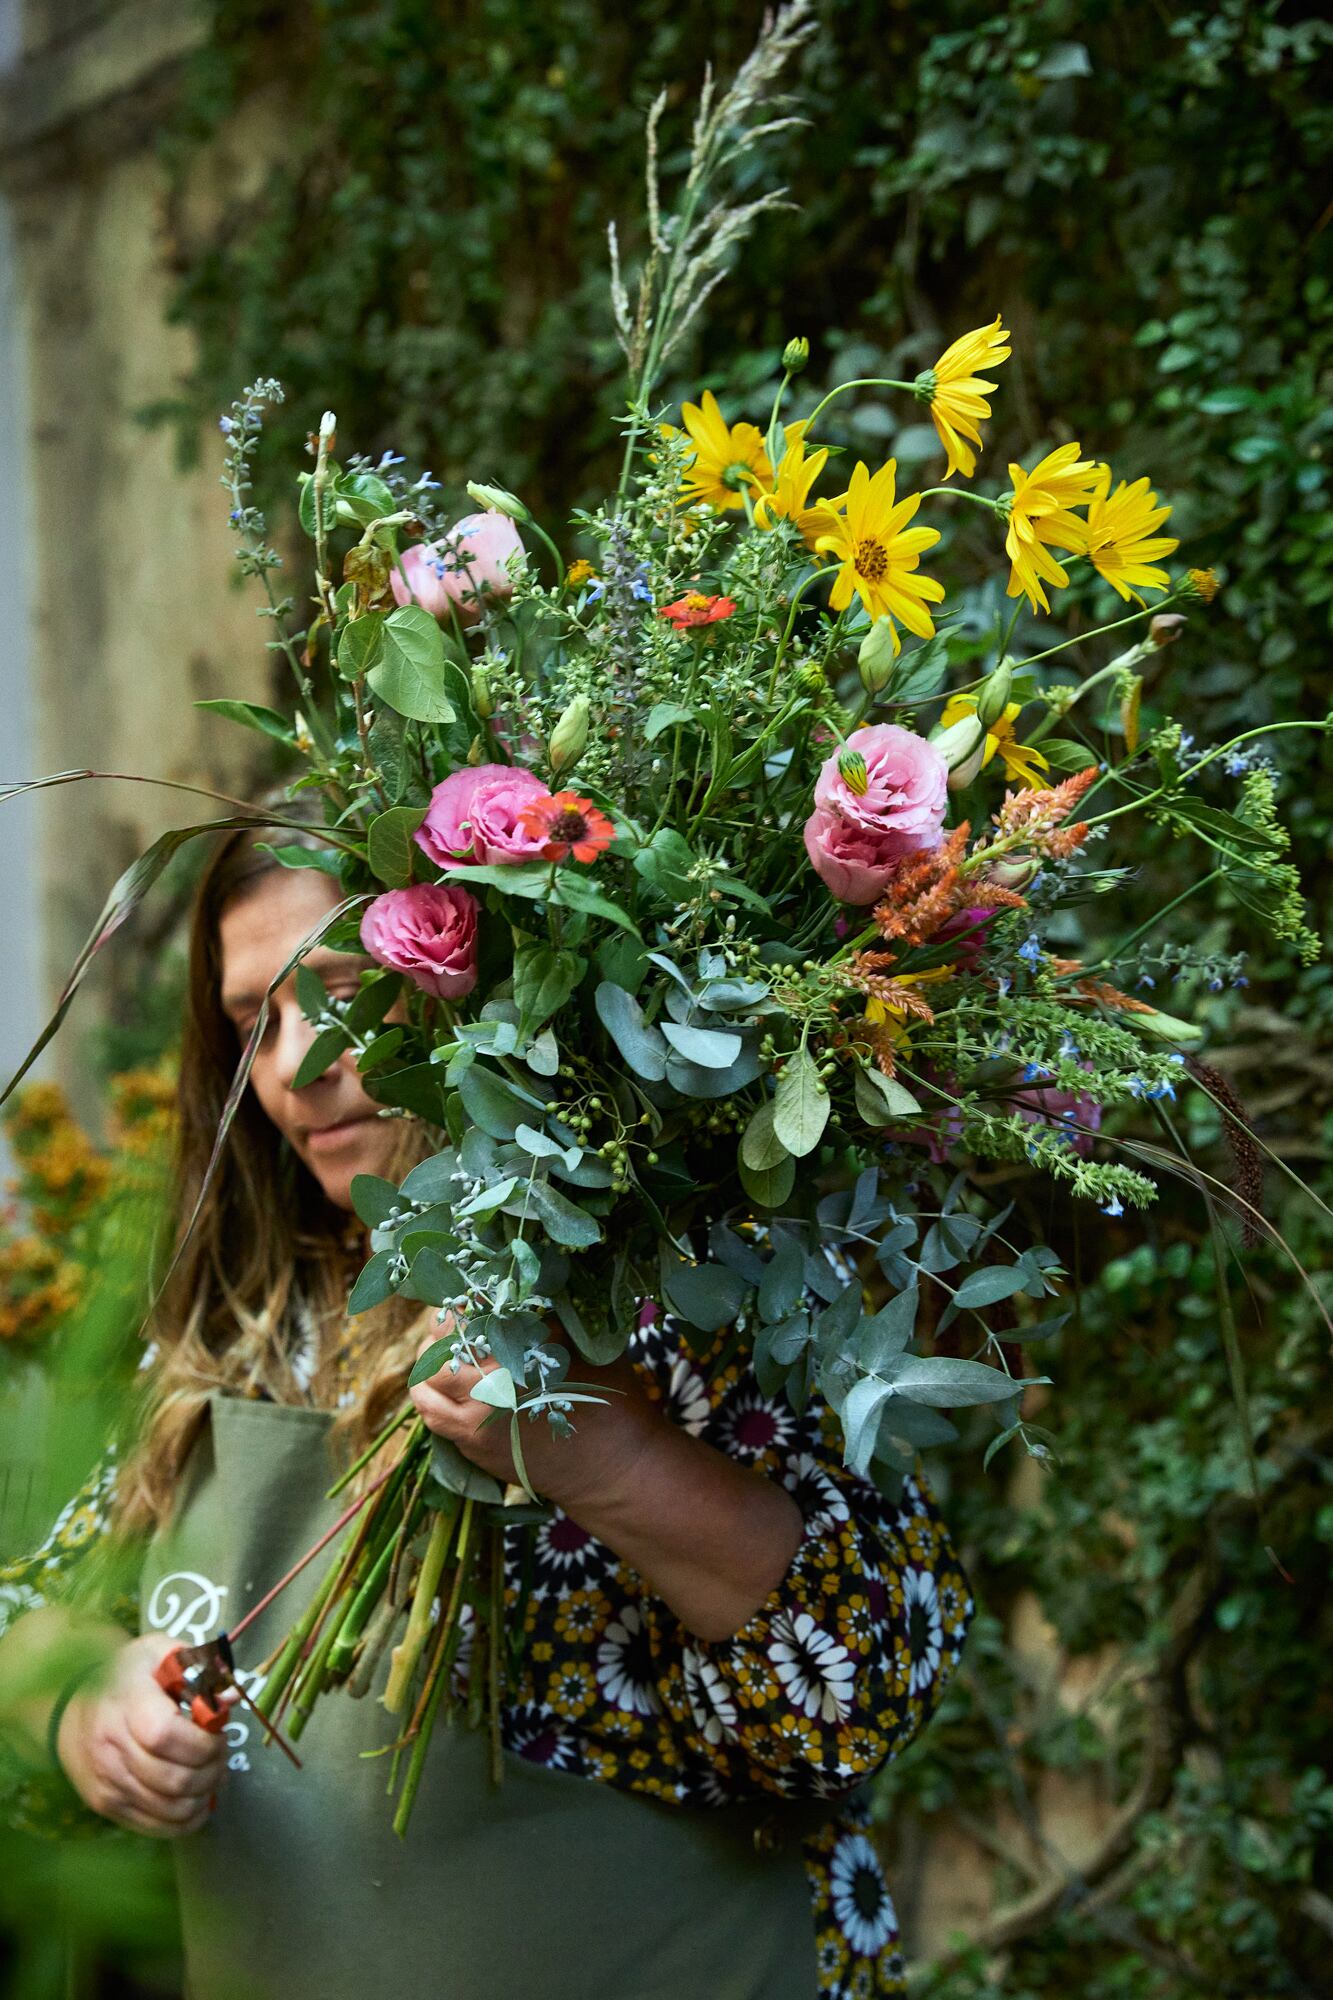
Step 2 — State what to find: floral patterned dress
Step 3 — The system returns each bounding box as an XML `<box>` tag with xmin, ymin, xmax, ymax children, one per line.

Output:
<box><xmin>1</xmin><ymin>1309</ymin><xmax>973</xmax><ymax>1998</ymax></box>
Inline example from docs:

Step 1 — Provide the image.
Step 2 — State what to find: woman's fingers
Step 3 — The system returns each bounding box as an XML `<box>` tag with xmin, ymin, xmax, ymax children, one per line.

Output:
<box><xmin>119</xmin><ymin>1728</ymin><xmax>226</xmax><ymax>1805</ymax></box>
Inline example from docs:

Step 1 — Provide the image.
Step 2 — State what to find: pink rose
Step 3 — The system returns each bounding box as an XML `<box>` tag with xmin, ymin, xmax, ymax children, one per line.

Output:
<box><xmin>803</xmin><ymin>725</ymin><xmax>948</xmax><ymax>904</ymax></box>
<box><xmin>391</xmin><ymin>512</ymin><xmax>525</xmax><ymax>625</ymax></box>
<box><xmin>360</xmin><ymin>884</ymin><xmax>479</xmax><ymax>1000</ymax></box>
<box><xmin>415</xmin><ymin>764</ymin><xmax>550</xmax><ymax>869</ymax></box>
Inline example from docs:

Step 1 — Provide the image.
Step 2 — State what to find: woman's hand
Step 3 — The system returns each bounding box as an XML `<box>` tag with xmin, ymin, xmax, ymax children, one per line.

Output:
<box><xmin>409</xmin><ymin>1333</ymin><xmax>803</xmax><ymax>1642</ymax></box>
<box><xmin>408</xmin><ymin>1336</ymin><xmax>656</xmax><ymax>1513</ymax></box>
<box><xmin>56</xmin><ymin>1632</ymin><xmax>235</xmax><ymax>1837</ymax></box>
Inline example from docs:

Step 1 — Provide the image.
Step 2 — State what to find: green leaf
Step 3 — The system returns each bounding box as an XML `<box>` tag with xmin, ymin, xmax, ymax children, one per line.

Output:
<box><xmin>645</xmin><ymin>701</ymin><xmax>695</xmax><ymax>742</ymax></box>
<box><xmin>438</xmin><ymin>861</ymin><xmax>550</xmax><ymax>900</ymax></box>
<box><xmin>367</xmin><ymin>805</ymin><xmax>427</xmax><ymax>887</ymax></box>
<box><xmin>843</xmin><ymin>1376</ymin><xmax>896</xmax><ymax>1479</ymax></box>
<box><xmin>886</xmin><ymin>1353</ymin><xmax>1041</xmax><ymax>1407</ymax></box>
<box><xmin>193</xmin><ymin>698</ymin><xmax>295</xmax><ymax>743</ymax></box>
<box><xmin>773</xmin><ymin>1049</ymin><xmax>830</xmax><ymax>1157</ymax></box>
<box><xmin>854</xmin><ymin>1066</ymin><xmax>921</xmax><ymax>1125</ymax></box>
<box><xmin>1039</xmin><ymin>737</ymin><xmax>1098</xmax><ymax>772</ymax></box>
<box><xmin>738</xmin><ymin>1151</ymin><xmax>795</xmax><ymax>1209</ymax></box>
<box><xmin>292</xmin><ymin>1026</ymin><xmax>348</xmax><ymax>1088</ymax></box>
<box><xmin>659</xmin><ymin>1253</ymin><xmax>748</xmax><ymax>1333</ymax></box>
<box><xmin>659</xmin><ymin>1021</ymin><xmax>743</xmax><ymax>1069</ymax></box>
<box><xmin>740</xmin><ymin>1100</ymin><xmax>789</xmax><ymax>1172</ymax></box>
<box><xmin>366</xmin><ymin>605</ymin><xmax>457</xmax><ymax>723</ymax></box>
<box><xmin>1163</xmin><ymin>796</ymin><xmax>1283</xmax><ymax>852</ymax></box>
<box><xmin>514</xmin><ymin>943</ymin><xmax>585</xmax><ymax>1032</ymax></box>
<box><xmin>885</xmin><ymin>634</ymin><xmax>947</xmax><ymax>705</ymax></box>
<box><xmin>594</xmin><ymin>981</ymin><xmax>668</xmax><ymax>1081</ymax></box>
<box><xmin>337</xmin><ymin>613</ymin><xmax>386</xmax><ymax>680</ymax></box>
<box><xmin>408</xmin><ymin>1337</ymin><xmax>453</xmax><ymax>1388</ymax></box>
<box><xmin>349</xmin><ymin>1173</ymin><xmax>402</xmax><ymax>1227</ymax></box>
<box><xmin>257</xmin><ymin>842</ymin><xmax>345</xmax><ymax>879</ymax></box>
<box><xmin>860</xmin><ymin>1289</ymin><xmax>917</xmax><ymax>1369</ymax></box>
<box><xmin>633</xmin><ymin>828</ymin><xmax>697</xmax><ymax>903</ymax></box>
<box><xmin>550</xmin><ymin>871</ymin><xmax>640</xmax><ymax>934</ymax></box>
<box><xmin>758</xmin><ymin>1234</ymin><xmax>805</xmax><ymax>1322</ymax></box>
<box><xmin>525</xmin><ymin>1177</ymin><xmax>601</xmax><ymax>1249</ymax></box>
<box><xmin>953</xmin><ymin>1266</ymin><xmax>1029</xmax><ymax>1309</ymax></box>
<box><xmin>347</xmin><ymin>1248</ymin><xmax>397</xmax><ymax>1313</ymax></box>
<box><xmin>346</xmin><ymin>971</ymin><xmax>401</xmax><ymax>1035</ymax></box>
<box><xmin>428</xmin><ymin>1434</ymin><xmax>507</xmax><ymax>1505</ymax></box>
<box><xmin>470</xmin><ymin>1367</ymin><xmax>518</xmax><ymax>1411</ymax></box>
<box><xmin>457</xmin><ymin>1064</ymin><xmax>530</xmax><ymax>1140</ymax></box>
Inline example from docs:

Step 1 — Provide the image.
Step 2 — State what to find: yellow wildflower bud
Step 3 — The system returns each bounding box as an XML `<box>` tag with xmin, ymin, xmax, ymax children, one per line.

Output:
<box><xmin>838</xmin><ymin>750</ymin><xmax>869</xmax><ymax>795</ymax></box>
<box><xmin>565</xmin><ymin>558</ymin><xmax>595</xmax><ymax>588</ymax></box>
<box><xmin>549</xmin><ymin>695</ymin><xmax>590</xmax><ymax>777</ymax></box>
<box><xmin>975</xmin><ymin>658</ymin><xmax>1014</xmax><ymax>731</ymax></box>
<box><xmin>465</xmin><ymin>480</ymin><xmax>531</xmax><ymax>523</ymax></box>
<box><xmin>782</xmin><ymin>336</ymin><xmax>810</xmax><ymax>375</ymax></box>
<box><xmin>857</xmin><ymin>617</ymin><xmax>898</xmax><ymax>697</ymax></box>
<box><xmin>795</xmin><ymin>661</ymin><xmax>825</xmax><ymax>692</ymax></box>
<box><xmin>1182</xmin><ymin>567</ymin><xmax>1219</xmax><ymax>603</ymax></box>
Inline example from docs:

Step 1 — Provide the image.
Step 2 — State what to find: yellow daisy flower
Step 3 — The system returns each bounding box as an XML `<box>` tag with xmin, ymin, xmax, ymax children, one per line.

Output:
<box><xmin>814</xmin><ymin>459</ymin><xmax>944</xmax><ymax>653</ymax></box>
<box><xmin>939</xmin><ymin>691</ymin><xmax>1049</xmax><ymax>790</ymax></box>
<box><xmin>1083</xmin><ymin>465</ymin><xmax>1179</xmax><ymax>604</ymax></box>
<box><xmin>753</xmin><ymin>421</ymin><xmax>839</xmax><ymax>548</ymax></box>
<box><xmin>676</xmin><ymin>389</ymin><xmax>772</xmax><ymax>512</ymax></box>
<box><xmin>921</xmin><ymin>314</ymin><xmax>1011</xmax><ymax>481</ymax></box>
<box><xmin>1003</xmin><ymin>441</ymin><xmax>1102</xmax><ymax>613</ymax></box>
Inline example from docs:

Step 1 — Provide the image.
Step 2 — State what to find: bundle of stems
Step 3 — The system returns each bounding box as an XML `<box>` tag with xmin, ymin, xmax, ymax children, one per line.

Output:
<box><xmin>249</xmin><ymin>1410</ymin><xmax>508</xmax><ymax>1837</ymax></box>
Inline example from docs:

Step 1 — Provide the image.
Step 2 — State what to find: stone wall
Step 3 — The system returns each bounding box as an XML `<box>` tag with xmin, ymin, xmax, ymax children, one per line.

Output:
<box><xmin>0</xmin><ymin>0</ymin><xmax>284</xmax><ymax>1133</ymax></box>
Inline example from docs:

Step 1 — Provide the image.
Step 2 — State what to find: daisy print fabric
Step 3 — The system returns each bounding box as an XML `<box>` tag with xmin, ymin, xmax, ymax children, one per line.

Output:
<box><xmin>0</xmin><ymin>1315</ymin><xmax>973</xmax><ymax>1995</ymax></box>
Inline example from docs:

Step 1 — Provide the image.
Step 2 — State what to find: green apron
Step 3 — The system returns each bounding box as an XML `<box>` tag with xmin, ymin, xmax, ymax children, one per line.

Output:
<box><xmin>139</xmin><ymin>1394</ymin><xmax>821</xmax><ymax>2000</ymax></box>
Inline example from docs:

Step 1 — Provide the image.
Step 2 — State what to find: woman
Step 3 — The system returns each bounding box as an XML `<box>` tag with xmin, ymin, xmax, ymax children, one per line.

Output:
<box><xmin>0</xmin><ymin>807</ymin><xmax>974</xmax><ymax>2000</ymax></box>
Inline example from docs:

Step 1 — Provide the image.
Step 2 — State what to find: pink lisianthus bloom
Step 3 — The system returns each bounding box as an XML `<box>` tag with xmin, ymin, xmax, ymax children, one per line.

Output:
<box><xmin>391</xmin><ymin>512</ymin><xmax>525</xmax><ymax>625</ymax></box>
<box><xmin>415</xmin><ymin>764</ymin><xmax>550</xmax><ymax>868</ymax></box>
<box><xmin>803</xmin><ymin>724</ymin><xmax>949</xmax><ymax>904</ymax></box>
<box><xmin>360</xmin><ymin>884</ymin><xmax>480</xmax><ymax>1000</ymax></box>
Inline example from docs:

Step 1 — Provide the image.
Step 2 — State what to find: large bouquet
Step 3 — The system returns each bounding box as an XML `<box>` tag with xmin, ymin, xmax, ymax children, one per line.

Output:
<box><xmin>6</xmin><ymin>3</ymin><xmax>1320</xmax><ymax>1831</ymax></box>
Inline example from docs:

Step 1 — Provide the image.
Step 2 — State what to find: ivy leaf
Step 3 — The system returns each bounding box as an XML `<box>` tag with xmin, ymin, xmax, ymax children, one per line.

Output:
<box><xmin>773</xmin><ymin>1049</ymin><xmax>830</xmax><ymax>1157</ymax></box>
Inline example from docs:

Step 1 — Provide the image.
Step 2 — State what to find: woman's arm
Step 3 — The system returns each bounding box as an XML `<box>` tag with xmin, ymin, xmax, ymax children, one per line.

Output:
<box><xmin>0</xmin><ymin>1456</ymin><xmax>231</xmax><ymax>1837</ymax></box>
<box><xmin>411</xmin><ymin>1352</ymin><xmax>803</xmax><ymax>1641</ymax></box>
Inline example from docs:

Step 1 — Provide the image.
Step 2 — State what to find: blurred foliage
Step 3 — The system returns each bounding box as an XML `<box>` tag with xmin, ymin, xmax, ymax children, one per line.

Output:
<box><xmin>22</xmin><ymin>0</ymin><xmax>1333</xmax><ymax>1990</ymax></box>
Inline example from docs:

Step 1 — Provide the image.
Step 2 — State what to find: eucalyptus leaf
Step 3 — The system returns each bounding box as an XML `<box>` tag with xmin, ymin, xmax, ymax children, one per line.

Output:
<box><xmin>659</xmin><ymin>1021</ymin><xmax>743</xmax><ymax>1068</ymax></box>
<box><xmin>773</xmin><ymin>1049</ymin><xmax>830</xmax><ymax>1157</ymax></box>
<box><xmin>595</xmin><ymin>982</ymin><xmax>668</xmax><ymax>1082</ymax></box>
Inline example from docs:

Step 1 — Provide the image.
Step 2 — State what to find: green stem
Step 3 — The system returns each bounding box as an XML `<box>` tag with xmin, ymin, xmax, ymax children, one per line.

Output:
<box><xmin>802</xmin><ymin>377</ymin><xmax>917</xmax><ymax>433</ymax></box>
<box><xmin>764</xmin><ymin>568</ymin><xmax>838</xmax><ymax>704</ymax></box>
<box><xmin>383</xmin><ymin>1504</ymin><xmax>458</xmax><ymax>1714</ymax></box>
<box><xmin>1016</xmin><ymin>595</ymin><xmax>1180</xmax><ymax>672</ymax></box>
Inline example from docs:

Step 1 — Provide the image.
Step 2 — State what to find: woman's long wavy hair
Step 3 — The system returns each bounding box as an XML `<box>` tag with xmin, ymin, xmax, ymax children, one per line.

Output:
<box><xmin>114</xmin><ymin>796</ymin><xmax>437</xmax><ymax>1533</ymax></box>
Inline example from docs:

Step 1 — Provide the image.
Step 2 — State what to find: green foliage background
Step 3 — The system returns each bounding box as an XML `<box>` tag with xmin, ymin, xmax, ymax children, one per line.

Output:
<box><xmin>35</xmin><ymin>0</ymin><xmax>1333</xmax><ymax>1991</ymax></box>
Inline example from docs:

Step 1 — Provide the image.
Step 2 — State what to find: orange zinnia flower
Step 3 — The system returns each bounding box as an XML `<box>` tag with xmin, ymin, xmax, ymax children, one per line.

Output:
<box><xmin>518</xmin><ymin>791</ymin><xmax>616</xmax><ymax>863</ymax></box>
<box><xmin>658</xmin><ymin>591</ymin><xmax>737</xmax><ymax>630</ymax></box>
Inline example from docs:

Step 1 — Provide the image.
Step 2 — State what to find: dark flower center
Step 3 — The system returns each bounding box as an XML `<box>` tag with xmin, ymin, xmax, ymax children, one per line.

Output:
<box><xmin>550</xmin><ymin>808</ymin><xmax>589</xmax><ymax>844</ymax></box>
<box><xmin>855</xmin><ymin>537</ymin><xmax>889</xmax><ymax>583</ymax></box>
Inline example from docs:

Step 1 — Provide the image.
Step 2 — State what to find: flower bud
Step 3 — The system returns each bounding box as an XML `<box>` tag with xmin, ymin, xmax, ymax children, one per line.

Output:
<box><xmin>987</xmin><ymin>854</ymin><xmax>1039</xmax><ymax>890</ymax></box>
<box><xmin>858</xmin><ymin>617</ymin><xmax>898</xmax><ymax>697</ymax></box>
<box><xmin>929</xmin><ymin>713</ymin><xmax>987</xmax><ymax>790</ymax></box>
<box><xmin>782</xmin><ymin>336</ymin><xmax>810</xmax><ymax>375</ymax></box>
<box><xmin>548</xmin><ymin>694</ymin><xmax>590</xmax><ymax>777</ymax></box>
<box><xmin>465</xmin><ymin>480</ymin><xmax>531</xmax><ymax>523</ymax></box>
<box><xmin>470</xmin><ymin>665</ymin><xmax>494</xmax><ymax>719</ymax></box>
<box><xmin>837</xmin><ymin>750</ymin><xmax>869</xmax><ymax>796</ymax></box>
<box><xmin>1181</xmin><ymin>567</ymin><xmax>1218</xmax><ymax>604</ymax></box>
<box><xmin>318</xmin><ymin>410</ymin><xmax>337</xmax><ymax>446</ymax></box>
<box><xmin>1149</xmin><ymin>614</ymin><xmax>1187</xmax><ymax>649</ymax></box>
<box><xmin>975</xmin><ymin>659</ymin><xmax>1013</xmax><ymax>731</ymax></box>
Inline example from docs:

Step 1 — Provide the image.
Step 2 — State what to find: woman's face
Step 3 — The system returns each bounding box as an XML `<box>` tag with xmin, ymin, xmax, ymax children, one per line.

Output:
<box><xmin>217</xmin><ymin>866</ymin><xmax>409</xmax><ymax>1212</ymax></box>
